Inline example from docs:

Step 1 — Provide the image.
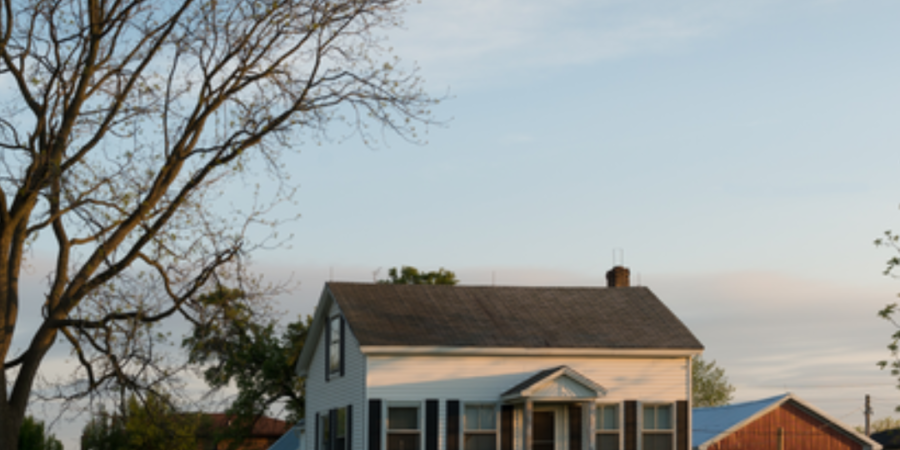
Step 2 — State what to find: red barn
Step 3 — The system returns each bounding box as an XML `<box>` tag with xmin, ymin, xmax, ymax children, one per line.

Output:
<box><xmin>693</xmin><ymin>393</ymin><xmax>880</xmax><ymax>450</ymax></box>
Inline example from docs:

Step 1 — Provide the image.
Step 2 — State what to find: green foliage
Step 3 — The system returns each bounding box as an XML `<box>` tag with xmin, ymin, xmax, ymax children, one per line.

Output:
<box><xmin>875</xmin><ymin>232</ymin><xmax>900</xmax><ymax>387</ymax></box>
<box><xmin>17</xmin><ymin>417</ymin><xmax>62</xmax><ymax>450</ymax></box>
<box><xmin>855</xmin><ymin>416</ymin><xmax>900</xmax><ymax>434</ymax></box>
<box><xmin>82</xmin><ymin>395</ymin><xmax>199</xmax><ymax>450</ymax></box>
<box><xmin>184</xmin><ymin>287</ymin><xmax>309</xmax><ymax>447</ymax></box>
<box><xmin>379</xmin><ymin>266</ymin><xmax>458</xmax><ymax>285</ymax></box>
<box><xmin>692</xmin><ymin>356</ymin><xmax>736</xmax><ymax>407</ymax></box>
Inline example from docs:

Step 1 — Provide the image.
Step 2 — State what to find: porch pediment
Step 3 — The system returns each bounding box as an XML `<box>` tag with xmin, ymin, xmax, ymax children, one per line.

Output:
<box><xmin>500</xmin><ymin>365</ymin><xmax>606</xmax><ymax>402</ymax></box>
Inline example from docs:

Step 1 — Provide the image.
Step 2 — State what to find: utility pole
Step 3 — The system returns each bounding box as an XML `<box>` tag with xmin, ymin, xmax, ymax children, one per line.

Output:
<box><xmin>865</xmin><ymin>394</ymin><xmax>873</xmax><ymax>436</ymax></box>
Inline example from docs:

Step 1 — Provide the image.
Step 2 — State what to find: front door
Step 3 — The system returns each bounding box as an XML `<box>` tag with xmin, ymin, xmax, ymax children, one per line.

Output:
<box><xmin>534</xmin><ymin>411</ymin><xmax>555</xmax><ymax>450</ymax></box>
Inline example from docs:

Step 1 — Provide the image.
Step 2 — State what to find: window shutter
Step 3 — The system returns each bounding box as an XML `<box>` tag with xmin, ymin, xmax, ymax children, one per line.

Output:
<box><xmin>369</xmin><ymin>399</ymin><xmax>382</xmax><ymax>450</ymax></box>
<box><xmin>568</xmin><ymin>404</ymin><xmax>581</xmax><ymax>450</ymax></box>
<box><xmin>316</xmin><ymin>413</ymin><xmax>321</xmax><ymax>450</ymax></box>
<box><xmin>339</xmin><ymin>317</ymin><xmax>346</xmax><ymax>377</ymax></box>
<box><xmin>676</xmin><ymin>401</ymin><xmax>688</xmax><ymax>450</ymax></box>
<box><xmin>330</xmin><ymin>409</ymin><xmax>338</xmax><ymax>450</ymax></box>
<box><xmin>324</xmin><ymin>319</ymin><xmax>331</xmax><ymax>382</ymax></box>
<box><xmin>348</xmin><ymin>404</ymin><xmax>354</xmax><ymax>450</ymax></box>
<box><xmin>624</xmin><ymin>401</ymin><xmax>637</xmax><ymax>450</ymax></box>
<box><xmin>447</xmin><ymin>400</ymin><xmax>460</xmax><ymax>450</ymax></box>
<box><xmin>426</xmin><ymin>399</ymin><xmax>439</xmax><ymax>450</ymax></box>
<box><xmin>500</xmin><ymin>405</ymin><xmax>513</xmax><ymax>450</ymax></box>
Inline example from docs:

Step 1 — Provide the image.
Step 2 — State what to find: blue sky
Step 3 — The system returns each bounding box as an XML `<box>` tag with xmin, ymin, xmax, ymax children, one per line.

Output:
<box><xmin>25</xmin><ymin>0</ymin><xmax>900</xmax><ymax>447</ymax></box>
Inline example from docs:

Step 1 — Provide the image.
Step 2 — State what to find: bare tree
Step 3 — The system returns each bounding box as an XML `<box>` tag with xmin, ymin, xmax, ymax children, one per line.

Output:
<box><xmin>0</xmin><ymin>0</ymin><xmax>436</xmax><ymax>447</ymax></box>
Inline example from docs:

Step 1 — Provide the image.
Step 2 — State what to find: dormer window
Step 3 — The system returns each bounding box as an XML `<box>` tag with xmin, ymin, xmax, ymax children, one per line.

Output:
<box><xmin>329</xmin><ymin>315</ymin><xmax>343</xmax><ymax>376</ymax></box>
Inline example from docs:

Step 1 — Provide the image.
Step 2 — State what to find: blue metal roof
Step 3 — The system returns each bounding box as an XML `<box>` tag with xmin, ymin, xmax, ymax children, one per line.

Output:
<box><xmin>267</xmin><ymin>420</ymin><xmax>304</xmax><ymax>450</ymax></box>
<box><xmin>692</xmin><ymin>394</ymin><xmax>789</xmax><ymax>448</ymax></box>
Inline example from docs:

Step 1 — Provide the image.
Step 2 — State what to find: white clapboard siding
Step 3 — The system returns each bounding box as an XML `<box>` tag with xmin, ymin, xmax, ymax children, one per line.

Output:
<box><xmin>367</xmin><ymin>355</ymin><xmax>688</xmax><ymax>402</ymax></box>
<box><xmin>306</xmin><ymin>298</ymin><xmax>366</xmax><ymax>450</ymax></box>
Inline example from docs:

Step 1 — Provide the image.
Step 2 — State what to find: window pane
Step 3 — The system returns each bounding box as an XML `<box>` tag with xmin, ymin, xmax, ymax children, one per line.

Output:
<box><xmin>465</xmin><ymin>406</ymin><xmax>480</xmax><ymax>430</ymax></box>
<box><xmin>464</xmin><ymin>434</ymin><xmax>496</xmax><ymax>450</ymax></box>
<box><xmin>388</xmin><ymin>434</ymin><xmax>420</xmax><ymax>450</ymax></box>
<box><xmin>337</xmin><ymin>408</ymin><xmax>347</xmax><ymax>438</ymax></box>
<box><xmin>321</xmin><ymin>416</ymin><xmax>330</xmax><ymax>450</ymax></box>
<box><xmin>329</xmin><ymin>318</ymin><xmax>341</xmax><ymax>373</ymax></box>
<box><xmin>656</xmin><ymin>406</ymin><xmax>672</xmax><ymax>430</ymax></box>
<box><xmin>642</xmin><ymin>433</ymin><xmax>672</xmax><ymax>450</ymax></box>
<box><xmin>479</xmin><ymin>406</ymin><xmax>495</xmax><ymax>430</ymax></box>
<box><xmin>389</xmin><ymin>407</ymin><xmax>419</xmax><ymax>430</ymax></box>
<box><xmin>596</xmin><ymin>434</ymin><xmax>619</xmax><ymax>450</ymax></box>
<box><xmin>600</xmin><ymin>405</ymin><xmax>617</xmax><ymax>430</ymax></box>
<box><xmin>642</xmin><ymin>406</ymin><xmax>655</xmax><ymax>430</ymax></box>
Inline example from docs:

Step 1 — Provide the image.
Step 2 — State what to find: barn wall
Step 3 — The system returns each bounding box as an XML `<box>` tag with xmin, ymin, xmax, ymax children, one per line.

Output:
<box><xmin>707</xmin><ymin>402</ymin><xmax>863</xmax><ymax>450</ymax></box>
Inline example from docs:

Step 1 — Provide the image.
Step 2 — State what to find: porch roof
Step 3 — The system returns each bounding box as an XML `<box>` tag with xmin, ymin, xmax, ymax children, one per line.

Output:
<box><xmin>501</xmin><ymin>365</ymin><xmax>606</xmax><ymax>401</ymax></box>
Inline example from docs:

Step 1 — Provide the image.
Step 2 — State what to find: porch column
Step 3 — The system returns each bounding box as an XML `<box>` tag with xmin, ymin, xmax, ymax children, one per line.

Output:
<box><xmin>582</xmin><ymin>402</ymin><xmax>594</xmax><ymax>450</ymax></box>
<box><xmin>524</xmin><ymin>399</ymin><xmax>533</xmax><ymax>450</ymax></box>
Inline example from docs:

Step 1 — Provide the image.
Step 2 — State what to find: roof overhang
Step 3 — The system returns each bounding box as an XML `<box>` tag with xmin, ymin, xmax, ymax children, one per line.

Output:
<box><xmin>360</xmin><ymin>346</ymin><xmax>701</xmax><ymax>358</ymax></box>
<box><xmin>295</xmin><ymin>286</ymin><xmax>335</xmax><ymax>378</ymax></box>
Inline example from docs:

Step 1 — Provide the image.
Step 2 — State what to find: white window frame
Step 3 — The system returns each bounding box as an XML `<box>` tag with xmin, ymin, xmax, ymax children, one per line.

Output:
<box><xmin>640</xmin><ymin>403</ymin><xmax>674</xmax><ymax>450</ymax></box>
<box><xmin>595</xmin><ymin>403</ymin><xmax>621</xmax><ymax>450</ymax></box>
<box><xmin>462</xmin><ymin>402</ymin><xmax>498</xmax><ymax>450</ymax></box>
<box><xmin>385</xmin><ymin>401</ymin><xmax>423</xmax><ymax>450</ymax></box>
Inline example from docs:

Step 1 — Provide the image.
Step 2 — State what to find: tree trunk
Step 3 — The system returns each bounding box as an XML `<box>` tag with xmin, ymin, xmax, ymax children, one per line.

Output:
<box><xmin>0</xmin><ymin>404</ymin><xmax>24</xmax><ymax>450</ymax></box>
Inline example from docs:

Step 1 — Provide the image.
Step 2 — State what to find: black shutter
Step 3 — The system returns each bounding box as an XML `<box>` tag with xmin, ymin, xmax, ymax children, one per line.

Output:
<box><xmin>316</xmin><ymin>413</ymin><xmax>321</xmax><ymax>450</ymax></box>
<box><xmin>339</xmin><ymin>317</ymin><xmax>346</xmax><ymax>377</ymax></box>
<box><xmin>676</xmin><ymin>401</ymin><xmax>688</xmax><ymax>450</ymax></box>
<box><xmin>425</xmin><ymin>399</ymin><xmax>439</xmax><ymax>450</ymax></box>
<box><xmin>447</xmin><ymin>400</ymin><xmax>460</xmax><ymax>450</ymax></box>
<box><xmin>369</xmin><ymin>399</ymin><xmax>382</xmax><ymax>450</ymax></box>
<box><xmin>568</xmin><ymin>404</ymin><xmax>581</xmax><ymax>450</ymax></box>
<box><xmin>500</xmin><ymin>405</ymin><xmax>513</xmax><ymax>450</ymax></box>
<box><xmin>348</xmin><ymin>404</ymin><xmax>354</xmax><ymax>450</ymax></box>
<box><xmin>624</xmin><ymin>401</ymin><xmax>637</xmax><ymax>450</ymax></box>
<box><xmin>330</xmin><ymin>409</ymin><xmax>338</xmax><ymax>450</ymax></box>
<box><xmin>325</xmin><ymin>319</ymin><xmax>331</xmax><ymax>382</ymax></box>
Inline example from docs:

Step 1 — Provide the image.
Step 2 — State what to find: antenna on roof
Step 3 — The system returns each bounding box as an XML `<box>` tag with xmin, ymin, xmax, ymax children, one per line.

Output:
<box><xmin>373</xmin><ymin>267</ymin><xmax>382</xmax><ymax>283</ymax></box>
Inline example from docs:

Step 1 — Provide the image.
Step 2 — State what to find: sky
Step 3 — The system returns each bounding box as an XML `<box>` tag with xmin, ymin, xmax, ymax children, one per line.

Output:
<box><xmin>18</xmin><ymin>0</ymin><xmax>900</xmax><ymax>447</ymax></box>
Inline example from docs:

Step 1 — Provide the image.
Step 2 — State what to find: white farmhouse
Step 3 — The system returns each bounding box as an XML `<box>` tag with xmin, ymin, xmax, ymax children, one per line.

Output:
<box><xmin>295</xmin><ymin>267</ymin><xmax>704</xmax><ymax>450</ymax></box>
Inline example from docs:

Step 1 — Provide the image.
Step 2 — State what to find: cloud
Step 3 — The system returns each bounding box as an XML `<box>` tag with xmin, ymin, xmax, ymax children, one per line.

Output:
<box><xmin>387</xmin><ymin>0</ymin><xmax>774</xmax><ymax>89</ymax></box>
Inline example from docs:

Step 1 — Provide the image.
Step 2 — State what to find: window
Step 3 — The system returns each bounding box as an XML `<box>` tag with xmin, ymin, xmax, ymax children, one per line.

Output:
<box><xmin>320</xmin><ymin>407</ymin><xmax>349</xmax><ymax>450</ymax></box>
<box><xmin>464</xmin><ymin>404</ymin><xmax>496</xmax><ymax>450</ymax></box>
<box><xmin>320</xmin><ymin>413</ymin><xmax>331</xmax><ymax>450</ymax></box>
<box><xmin>641</xmin><ymin>404</ymin><xmax>673</xmax><ymax>450</ymax></box>
<box><xmin>329</xmin><ymin>316</ymin><xmax>342</xmax><ymax>375</ymax></box>
<box><xmin>595</xmin><ymin>404</ymin><xmax>620</xmax><ymax>450</ymax></box>
<box><xmin>388</xmin><ymin>406</ymin><xmax>420</xmax><ymax>450</ymax></box>
<box><xmin>336</xmin><ymin>407</ymin><xmax>347</xmax><ymax>450</ymax></box>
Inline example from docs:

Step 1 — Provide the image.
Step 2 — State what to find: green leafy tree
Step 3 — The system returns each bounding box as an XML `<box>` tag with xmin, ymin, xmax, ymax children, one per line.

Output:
<box><xmin>17</xmin><ymin>416</ymin><xmax>62</xmax><ymax>450</ymax></box>
<box><xmin>183</xmin><ymin>288</ymin><xmax>309</xmax><ymax>447</ymax></box>
<box><xmin>82</xmin><ymin>395</ymin><xmax>199</xmax><ymax>450</ymax></box>
<box><xmin>692</xmin><ymin>356</ymin><xmax>736</xmax><ymax>407</ymax></box>
<box><xmin>379</xmin><ymin>266</ymin><xmax>459</xmax><ymax>285</ymax></box>
<box><xmin>0</xmin><ymin>0</ymin><xmax>436</xmax><ymax>447</ymax></box>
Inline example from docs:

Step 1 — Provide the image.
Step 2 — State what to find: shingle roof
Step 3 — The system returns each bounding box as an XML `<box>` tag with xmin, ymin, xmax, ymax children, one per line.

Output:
<box><xmin>326</xmin><ymin>283</ymin><xmax>703</xmax><ymax>349</ymax></box>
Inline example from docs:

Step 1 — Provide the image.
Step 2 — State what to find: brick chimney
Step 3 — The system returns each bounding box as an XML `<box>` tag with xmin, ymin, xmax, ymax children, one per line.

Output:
<box><xmin>606</xmin><ymin>266</ymin><xmax>630</xmax><ymax>287</ymax></box>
